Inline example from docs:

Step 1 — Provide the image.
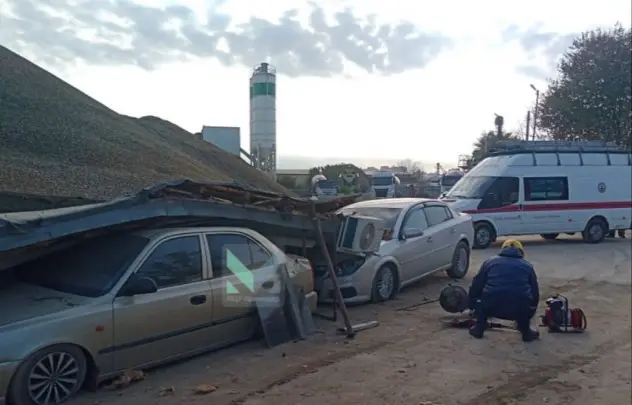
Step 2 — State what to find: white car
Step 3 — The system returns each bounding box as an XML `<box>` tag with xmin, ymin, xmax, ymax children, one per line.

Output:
<box><xmin>318</xmin><ymin>198</ymin><xmax>474</xmax><ymax>304</ymax></box>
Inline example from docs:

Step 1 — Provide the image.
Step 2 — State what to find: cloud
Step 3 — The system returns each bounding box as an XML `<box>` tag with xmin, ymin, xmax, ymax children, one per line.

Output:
<box><xmin>502</xmin><ymin>24</ymin><xmax>577</xmax><ymax>80</ymax></box>
<box><xmin>0</xmin><ymin>0</ymin><xmax>451</xmax><ymax>77</ymax></box>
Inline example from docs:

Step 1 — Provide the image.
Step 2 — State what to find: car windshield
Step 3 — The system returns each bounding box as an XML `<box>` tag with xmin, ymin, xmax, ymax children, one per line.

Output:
<box><xmin>446</xmin><ymin>176</ymin><xmax>497</xmax><ymax>199</ymax></box>
<box><xmin>17</xmin><ymin>234</ymin><xmax>149</xmax><ymax>298</ymax></box>
<box><xmin>340</xmin><ymin>207</ymin><xmax>402</xmax><ymax>228</ymax></box>
<box><xmin>372</xmin><ymin>177</ymin><xmax>394</xmax><ymax>186</ymax></box>
<box><xmin>441</xmin><ymin>175</ymin><xmax>462</xmax><ymax>187</ymax></box>
<box><xmin>316</xmin><ymin>180</ymin><xmax>337</xmax><ymax>189</ymax></box>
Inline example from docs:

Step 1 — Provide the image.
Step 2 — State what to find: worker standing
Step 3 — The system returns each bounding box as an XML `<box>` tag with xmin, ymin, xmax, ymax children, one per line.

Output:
<box><xmin>467</xmin><ymin>239</ymin><xmax>540</xmax><ymax>342</ymax></box>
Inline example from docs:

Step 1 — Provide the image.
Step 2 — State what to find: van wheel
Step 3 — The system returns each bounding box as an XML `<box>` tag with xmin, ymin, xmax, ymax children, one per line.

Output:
<box><xmin>540</xmin><ymin>233</ymin><xmax>559</xmax><ymax>240</ymax></box>
<box><xmin>372</xmin><ymin>265</ymin><xmax>398</xmax><ymax>302</ymax></box>
<box><xmin>9</xmin><ymin>344</ymin><xmax>87</xmax><ymax>405</ymax></box>
<box><xmin>447</xmin><ymin>241</ymin><xmax>470</xmax><ymax>279</ymax></box>
<box><xmin>473</xmin><ymin>223</ymin><xmax>494</xmax><ymax>249</ymax></box>
<box><xmin>582</xmin><ymin>218</ymin><xmax>608</xmax><ymax>244</ymax></box>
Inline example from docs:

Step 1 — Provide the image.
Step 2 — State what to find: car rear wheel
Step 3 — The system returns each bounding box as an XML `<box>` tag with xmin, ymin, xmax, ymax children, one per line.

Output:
<box><xmin>446</xmin><ymin>241</ymin><xmax>470</xmax><ymax>279</ymax></box>
<box><xmin>582</xmin><ymin>218</ymin><xmax>608</xmax><ymax>244</ymax></box>
<box><xmin>9</xmin><ymin>344</ymin><xmax>87</xmax><ymax>405</ymax></box>
<box><xmin>473</xmin><ymin>222</ymin><xmax>494</xmax><ymax>249</ymax></box>
<box><xmin>540</xmin><ymin>233</ymin><xmax>559</xmax><ymax>240</ymax></box>
<box><xmin>372</xmin><ymin>265</ymin><xmax>398</xmax><ymax>302</ymax></box>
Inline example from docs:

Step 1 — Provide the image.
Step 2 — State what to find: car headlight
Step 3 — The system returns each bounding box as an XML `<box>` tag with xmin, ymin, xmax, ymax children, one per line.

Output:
<box><xmin>335</xmin><ymin>256</ymin><xmax>367</xmax><ymax>277</ymax></box>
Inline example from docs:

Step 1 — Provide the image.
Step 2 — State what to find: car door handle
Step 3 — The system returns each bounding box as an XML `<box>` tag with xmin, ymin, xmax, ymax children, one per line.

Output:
<box><xmin>262</xmin><ymin>280</ymin><xmax>275</xmax><ymax>289</ymax></box>
<box><xmin>426</xmin><ymin>237</ymin><xmax>433</xmax><ymax>242</ymax></box>
<box><xmin>189</xmin><ymin>295</ymin><xmax>207</xmax><ymax>305</ymax></box>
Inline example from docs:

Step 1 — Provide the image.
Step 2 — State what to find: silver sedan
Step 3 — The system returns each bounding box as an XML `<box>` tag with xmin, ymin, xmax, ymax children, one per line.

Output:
<box><xmin>318</xmin><ymin>198</ymin><xmax>474</xmax><ymax>304</ymax></box>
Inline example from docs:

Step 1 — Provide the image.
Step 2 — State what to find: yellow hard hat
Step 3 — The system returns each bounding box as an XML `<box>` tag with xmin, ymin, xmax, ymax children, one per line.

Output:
<box><xmin>501</xmin><ymin>239</ymin><xmax>525</xmax><ymax>256</ymax></box>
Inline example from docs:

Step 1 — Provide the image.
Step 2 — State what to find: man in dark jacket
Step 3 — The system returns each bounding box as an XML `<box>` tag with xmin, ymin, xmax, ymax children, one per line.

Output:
<box><xmin>468</xmin><ymin>239</ymin><xmax>540</xmax><ymax>342</ymax></box>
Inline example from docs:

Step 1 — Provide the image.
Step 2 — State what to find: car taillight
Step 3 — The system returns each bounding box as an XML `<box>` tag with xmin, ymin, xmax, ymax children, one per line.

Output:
<box><xmin>382</xmin><ymin>229</ymin><xmax>393</xmax><ymax>241</ymax></box>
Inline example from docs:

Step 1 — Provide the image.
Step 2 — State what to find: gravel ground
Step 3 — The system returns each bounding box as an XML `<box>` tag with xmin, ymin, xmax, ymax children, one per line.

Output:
<box><xmin>70</xmin><ymin>234</ymin><xmax>631</xmax><ymax>405</ymax></box>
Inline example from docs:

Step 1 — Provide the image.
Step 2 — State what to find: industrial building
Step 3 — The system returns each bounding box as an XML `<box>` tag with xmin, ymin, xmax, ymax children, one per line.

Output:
<box><xmin>250</xmin><ymin>62</ymin><xmax>277</xmax><ymax>176</ymax></box>
<box><xmin>200</xmin><ymin>126</ymin><xmax>241</xmax><ymax>156</ymax></box>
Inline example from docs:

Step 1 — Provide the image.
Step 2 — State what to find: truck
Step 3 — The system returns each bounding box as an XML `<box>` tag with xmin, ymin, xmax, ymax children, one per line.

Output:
<box><xmin>370</xmin><ymin>171</ymin><xmax>400</xmax><ymax>198</ymax></box>
<box><xmin>311</xmin><ymin>174</ymin><xmax>339</xmax><ymax>199</ymax></box>
<box><xmin>442</xmin><ymin>140</ymin><xmax>632</xmax><ymax>249</ymax></box>
<box><xmin>439</xmin><ymin>169</ymin><xmax>464</xmax><ymax>195</ymax></box>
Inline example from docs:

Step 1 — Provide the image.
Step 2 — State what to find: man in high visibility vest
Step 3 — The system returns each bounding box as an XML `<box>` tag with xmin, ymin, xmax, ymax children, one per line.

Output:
<box><xmin>468</xmin><ymin>239</ymin><xmax>540</xmax><ymax>342</ymax></box>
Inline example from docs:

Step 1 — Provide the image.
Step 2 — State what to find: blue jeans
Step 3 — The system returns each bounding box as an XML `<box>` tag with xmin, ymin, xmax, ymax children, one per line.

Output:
<box><xmin>473</xmin><ymin>293</ymin><xmax>536</xmax><ymax>333</ymax></box>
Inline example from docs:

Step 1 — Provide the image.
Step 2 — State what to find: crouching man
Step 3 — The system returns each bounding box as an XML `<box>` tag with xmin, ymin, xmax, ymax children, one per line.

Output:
<box><xmin>468</xmin><ymin>239</ymin><xmax>540</xmax><ymax>342</ymax></box>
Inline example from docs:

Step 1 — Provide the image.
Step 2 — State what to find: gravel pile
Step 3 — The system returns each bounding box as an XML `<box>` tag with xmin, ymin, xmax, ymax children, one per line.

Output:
<box><xmin>0</xmin><ymin>46</ymin><xmax>288</xmax><ymax>211</ymax></box>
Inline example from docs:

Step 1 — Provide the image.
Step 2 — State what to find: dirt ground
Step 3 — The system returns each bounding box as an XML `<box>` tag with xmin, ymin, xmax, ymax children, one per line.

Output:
<box><xmin>71</xmin><ymin>234</ymin><xmax>631</xmax><ymax>405</ymax></box>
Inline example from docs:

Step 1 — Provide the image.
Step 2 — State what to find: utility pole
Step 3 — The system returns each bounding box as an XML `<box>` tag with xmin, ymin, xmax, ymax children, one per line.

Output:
<box><xmin>525</xmin><ymin>110</ymin><xmax>531</xmax><ymax>141</ymax></box>
<box><xmin>530</xmin><ymin>84</ymin><xmax>540</xmax><ymax>140</ymax></box>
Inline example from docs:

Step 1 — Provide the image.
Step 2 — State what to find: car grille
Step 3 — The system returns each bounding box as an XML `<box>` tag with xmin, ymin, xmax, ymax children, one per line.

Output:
<box><xmin>375</xmin><ymin>189</ymin><xmax>388</xmax><ymax>198</ymax></box>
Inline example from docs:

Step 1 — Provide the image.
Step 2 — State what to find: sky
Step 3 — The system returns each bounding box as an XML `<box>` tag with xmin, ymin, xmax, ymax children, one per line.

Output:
<box><xmin>1</xmin><ymin>0</ymin><xmax>630</xmax><ymax>170</ymax></box>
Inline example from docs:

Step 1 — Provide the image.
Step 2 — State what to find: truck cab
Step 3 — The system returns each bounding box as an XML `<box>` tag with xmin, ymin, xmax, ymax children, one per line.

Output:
<box><xmin>371</xmin><ymin>171</ymin><xmax>400</xmax><ymax>198</ymax></box>
<box><xmin>439</xmin><ymin>171</ymin><xmax>463</xmax><ymax>194</ymax></box>
<box><xmin>311</xmin><ymin>174</ymin><xmax>339</xmax><ymax>199</ymax></box>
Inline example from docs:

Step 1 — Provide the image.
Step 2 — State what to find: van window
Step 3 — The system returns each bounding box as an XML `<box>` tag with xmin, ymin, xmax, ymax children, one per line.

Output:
<box><xmin>477</xmin><ymin>177</ymin><xmax>519</xmax><ymax>209</ymax></box>
<box><xmin>446</xmin><ymin>176</ymin><xmax>496</xmax><ymax>199</ymax></box>
<box><xmin>524</xmin><ymin>177</ymin><xmax>569</xmax><ymax>201</ymax></box>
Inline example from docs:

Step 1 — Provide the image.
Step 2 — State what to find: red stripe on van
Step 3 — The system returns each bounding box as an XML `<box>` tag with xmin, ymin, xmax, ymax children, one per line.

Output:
<box><xmin>462</xmin><ymin>201</ymin><xmax>632</xmax><ymax>214</ymax></box>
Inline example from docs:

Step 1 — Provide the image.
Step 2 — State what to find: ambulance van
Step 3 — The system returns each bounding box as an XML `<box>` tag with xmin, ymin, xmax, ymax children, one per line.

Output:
<box><xmin>443</xmin><ymin>140</ymin><xmax>632</xmax><ymax>249</ymax></box>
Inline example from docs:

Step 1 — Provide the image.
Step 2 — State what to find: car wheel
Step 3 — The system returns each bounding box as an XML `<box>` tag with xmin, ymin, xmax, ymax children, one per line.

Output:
<box><xmin>9</xmin><ymin>344</ymin><xmax>88</xmax><ymax>405</ymax></box>
<box><xmin>473</xmin><ymin>222</ymin><xmax>494</xmax><ymax>249</ymax></box>
<box><xmin>540</xmin><ymin>233</ymin><xmax>559</xmax><ymax>240</ymax></box>
<box><xmin>582</xmin><ymin>217</ymin><xmax>608</xmax><ymax>244</ymax></box>
<box><xmin>446</xmin><ymin>241</ymin><xmax>470</xmax><ymax>279</ymax></box>
<box><xmin>372</xmin><ymin>264</ymin><xmax>398</xmax><ymax>302</ymax></box>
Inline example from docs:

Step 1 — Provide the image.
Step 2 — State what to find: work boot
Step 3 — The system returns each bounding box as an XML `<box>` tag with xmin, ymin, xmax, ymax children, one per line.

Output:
<box><xmin>521</xmin><ymin>328</ymin><xmax>540</xmax><ymax>342</ymax></box>
<box><xmin>469</xmin><ymin>325</ymin><xmax>484</xmax><ymax>339</ymax></box>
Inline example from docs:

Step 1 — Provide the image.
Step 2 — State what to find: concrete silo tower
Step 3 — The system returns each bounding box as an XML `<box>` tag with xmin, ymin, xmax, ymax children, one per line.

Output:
<box><xmin>249</xmin><ymin>63</ymin><xmax>276</xmax><ymax>176</ymax></box>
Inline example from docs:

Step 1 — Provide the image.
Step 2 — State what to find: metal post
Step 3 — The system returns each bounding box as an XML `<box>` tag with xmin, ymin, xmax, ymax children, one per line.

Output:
<box><xmin>533</xmin><ymin>90</ymin><xmax>539</xmax><ymax>139</ymax></box>
<box><xmin>530</xmin><ymin>84</ymin><xmax>540</xmax><ymax>140</ymax></box>
<box><xmin>525</xmin><ymin>110</ymin><xmax>531</xmax><ymax>141</ymax></box>
<box><xmin>313</xmin><ymin>217</ymin><xmax>355</xmax><ymax>338</ymax></box>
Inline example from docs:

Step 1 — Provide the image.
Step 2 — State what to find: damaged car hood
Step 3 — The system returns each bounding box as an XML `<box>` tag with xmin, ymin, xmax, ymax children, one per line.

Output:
<box><xmin>0</xmin><ymin>283</ymin><xmax>89</xmax><ymax>328</ymax></box>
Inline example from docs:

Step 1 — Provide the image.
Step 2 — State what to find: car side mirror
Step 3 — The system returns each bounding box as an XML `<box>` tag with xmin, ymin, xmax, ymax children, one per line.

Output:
<box><xmin>119</xmin><ymin>276</ymin><xmax>158</xmax><ymax>297</ymax></box>
<box><xmin>402</xmin><ymin>228</ymin><xmax>424</xmax><ymax>239</ymax></box>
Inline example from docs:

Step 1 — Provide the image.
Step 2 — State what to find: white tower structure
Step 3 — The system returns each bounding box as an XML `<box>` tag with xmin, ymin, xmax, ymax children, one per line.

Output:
<box><xmin>249</xmin><ymin>62</ymin><xmax>276</xmax><ymax>176</ymax></box>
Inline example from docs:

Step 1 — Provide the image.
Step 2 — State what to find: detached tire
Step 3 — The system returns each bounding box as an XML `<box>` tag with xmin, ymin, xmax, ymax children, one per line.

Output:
<box><xmin>540</xmin><ymin>233</ymin><xmax>559</xmax><ymax>240</ymax></box>
<box><xmin>473</xmin><ymin>222</ymin><xmax>494</xmax><ymax>249</ymax></box>
<box><xmin>582</xmin><ymin>217</ymin><xmax>608</xmax><ymax>244</ymax></box>
<box><xmin>372</xmin><ymin>265</ymin><xmax>398</xmax><ymax>302</ymax></box>
<box><xmin>447</xmin><ymin>241</ymin><xmax>470</xmax><ymax>279</ymax></box>
<box><xmin>9</xmin><ymin>344</ymin><xmax>87</xmax><ymax>405</ymax></box>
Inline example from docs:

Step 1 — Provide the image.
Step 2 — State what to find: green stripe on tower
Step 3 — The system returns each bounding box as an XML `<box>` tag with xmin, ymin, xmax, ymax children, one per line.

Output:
<box><xmin>250</xmin><ymin>82</ymin><xmax>276</xmax><ymax>98</ymax></box>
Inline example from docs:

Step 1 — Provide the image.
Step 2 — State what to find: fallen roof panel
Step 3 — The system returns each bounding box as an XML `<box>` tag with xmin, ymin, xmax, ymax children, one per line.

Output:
<box><xmin>0</xmin><ymin>179</ymin><xmax>354</xmax><ymax>261</ymax></box>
